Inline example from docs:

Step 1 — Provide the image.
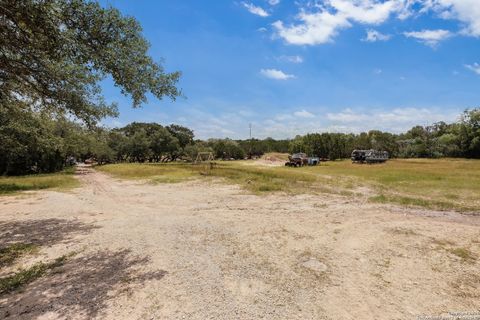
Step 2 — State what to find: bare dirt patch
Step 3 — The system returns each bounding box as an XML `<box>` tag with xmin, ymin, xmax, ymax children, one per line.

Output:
<box><xmin>253</xmin><ymin>152</ymin><xmax>288</xmax><ymax>167</ymax></box>
<box><xmin>0</xmin><ymin>166</ymin><xmax>479</xmax><ymax>319</ymax></box>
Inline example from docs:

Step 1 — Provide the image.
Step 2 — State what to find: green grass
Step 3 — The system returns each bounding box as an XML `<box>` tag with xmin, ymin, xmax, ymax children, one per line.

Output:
<box><xmin>97</xmin><ymin>159</ymin><xmax>480</xmax><ymax>212</ymax></box>
<box><xmin>207</xmin><ymin>163</ymin><xmax>316</xmax><ymax>194</ymax></box>
<box><xmin>96</xmin><ymin>163</ymin><xmax>197</xmax><ymax>184</ymax></box>
<box><xmin>448</xmin><ymin>248</ymin><xmax>476</xmax><ymax>262</ymax></box>
<box><xmin>97</xmin><ymin>162</ymin><xmax>318</xmax><ymax>194</ymax></box>
<box><xmin>0</xmin><ymin>253</ymin><xmax>73</xmax><ymax>294</ymax></box>
<box><xmin>369</xmin><ymin>194</ymin><xmax>474</xmax><ymax>211</ymax></box>
<box><xmin>0</xmin><ymin>167</ymin><xmax>79</xmax><ymax>195</ymax></box>
<box><xmin>0</xmin><ymin>243</ymin><xmax>39</xmax><ymax>267</ymax></box>
<box><xmin>304</xmin><ymin>159</ymin><xmax>480</xmax><ymax>212</ymax></box>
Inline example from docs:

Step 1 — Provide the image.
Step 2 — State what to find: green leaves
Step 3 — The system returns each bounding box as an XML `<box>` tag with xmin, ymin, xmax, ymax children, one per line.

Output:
<box><xmin>1</xmin><ymin>0</ymin><xmax>180</xmax><ymax>125</ymax></box>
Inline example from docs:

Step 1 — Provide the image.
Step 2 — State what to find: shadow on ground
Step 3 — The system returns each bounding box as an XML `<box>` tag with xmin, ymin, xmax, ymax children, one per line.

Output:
<box><xmin>0</xmin><ymin>249</ymin><xmax>167</xmax><ymax>319</ymax></box>
<box><xmin>0</xmin><ymin>218</ymin><xmax>98</xmax><ymax>247</ymax></box>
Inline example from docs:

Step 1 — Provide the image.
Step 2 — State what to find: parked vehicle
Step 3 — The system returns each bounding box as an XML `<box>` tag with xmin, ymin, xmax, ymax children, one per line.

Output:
<box><xmin>285</xmin><ymin>153</ymin><xmax>320</xmax><ymax>167</ymax></box>
<box><xmin>351</xmin><ymin>149</ymin><xmax>389</xmax><ymax>164</ymax></box>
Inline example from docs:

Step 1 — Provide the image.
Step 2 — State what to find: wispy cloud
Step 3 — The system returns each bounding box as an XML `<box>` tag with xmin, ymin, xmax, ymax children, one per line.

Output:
<box><xmin>403</xmin><ymin>29</ymin><xmax>452</xmax><ymax>47</ymax></box>
<box><xmin>363</xmin><ymin>29</ymin><xmax>391</xmax><ymax>42</ymax></box>
<box><xmin>257</xmin><ymin>107</ymin><xmax>459</xmax><ymax>139</ymax></box>
<box><xmin>277</xmin><ymin>55</ymin><xmax>303</xmax><ymax>63</ymax></box>
<box><xmin>162</xmin><ymin>105</ymin><xmax>460</xmax><ymax>140</ymax></box>
<box><xmin>327</xmin><ymin>108</ymin><xmax>369</xmax><ymax>123</ymax></box>
<box><xmin>294</xmin><ymin>109</ymin><xmax>315</xmax><ymax>118</ymax></box>
<box><xmin>260</xmin><ymin>68</ymin><xmax>296</xmax><ymax>80</ymax></box>
<box><xmin>326</xmin><ymin>107</ymin><xmax>458</xmax><ymax>130</ymax></box>
<box><xmin>465</xmin><ymin>62</ymin><xmax>480</xmax><ymax>75</ymax></box>
<box><xmin>242</xmin><ymin>2</ymin><xmax>269</xmax><ymax>17</ymax></box>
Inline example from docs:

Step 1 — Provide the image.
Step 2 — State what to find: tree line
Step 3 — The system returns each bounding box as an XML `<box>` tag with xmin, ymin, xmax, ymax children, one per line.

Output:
<box><xmin>2</xmin><ymin>108</ymin><xmax>479</xmax><ymax>175</ymax></box>
<box><xmin>288</xmin><ymin>108</ymin><xmax>480</xmax><ymax>160</ymax></box>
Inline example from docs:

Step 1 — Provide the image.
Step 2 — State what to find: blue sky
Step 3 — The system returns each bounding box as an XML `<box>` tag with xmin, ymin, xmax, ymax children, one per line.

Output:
<box><xmin>101</xmin><ymin>0</ymin><xmax>480</xmax><ymax>139</ymax></box>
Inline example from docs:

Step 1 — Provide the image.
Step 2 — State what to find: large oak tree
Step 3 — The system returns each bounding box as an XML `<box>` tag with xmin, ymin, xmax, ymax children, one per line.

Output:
<box><xmin>0</xmin><ymin>0</ymin><xmax>181</xmax><ymax>125</ymax></box>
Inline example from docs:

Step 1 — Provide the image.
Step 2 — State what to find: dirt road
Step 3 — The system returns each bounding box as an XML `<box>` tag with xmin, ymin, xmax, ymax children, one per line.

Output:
<box><xmin>1</xmin><ymin>166</ymin><xmax>479</xmax><ymax>319</ymax></box>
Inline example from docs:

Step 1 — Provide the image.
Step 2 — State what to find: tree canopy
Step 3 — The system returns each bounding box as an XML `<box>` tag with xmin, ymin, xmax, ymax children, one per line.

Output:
<box><xmin>1</xmin><ymin>0</ymin><xmax>181</xmax><ymax>125</ymax></box>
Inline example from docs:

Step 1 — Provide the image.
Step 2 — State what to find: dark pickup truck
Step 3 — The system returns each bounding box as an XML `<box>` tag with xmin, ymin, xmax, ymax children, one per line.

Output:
<box><xmin>285</xmin><ymin>153</ymin><xmax>320</xmax><ymax>167</ymax></box>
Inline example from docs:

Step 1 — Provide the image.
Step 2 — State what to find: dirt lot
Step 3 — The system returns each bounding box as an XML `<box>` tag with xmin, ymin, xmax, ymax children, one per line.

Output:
<box><xmin>1</xmin><ymin>166</ymin><xmax>479</xmax><ymax>320</ymax></box>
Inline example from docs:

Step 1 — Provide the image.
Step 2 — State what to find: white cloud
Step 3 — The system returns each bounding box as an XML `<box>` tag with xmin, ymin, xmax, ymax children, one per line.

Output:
<box><xmin>294</xmin><ymin>109</ymin><xmax>315</xmax><ymax>118</ymax></box>
<box><xmin>260</xmin><ymin>68</ymin><xmax>296</xmax><ymax>80</ymax></box>
<box><xmin>363</xmin><ymin>29</ymin><xmax>391</xmax><ymax>41</ymax></box>
<box><xmin>326</xmin><ymin>107</ymin><xmax>458</xmax><ymax>131</ymax></box>
<box><xmin>426</xmin><ymin>0</ymin><xmax>480</xmax><ymax>37</ymax></box>
<box><xmin>273</xmin><ymin>114</ymin><xmax>292</xmax><ymax>121</ymax></box>
<box><xmin>257</xmin><ymin>106</ymin><xmax>459</xmax><ymax>139</ymax></box>
<box><xmin>330</xmin><ymin>0</ymin><xmax>401</xmax><ymax>24</ymax></box>
<box><xmin>327</xmin><ymin>108</ymin><xmax>370</xmax><ymax>122</ymax></box>
<box><xmin>268</xmin><ymin>0</ymin><xmax>280</xmax><ymax>5</ymax></box>
<box><xmin>257</xmin><ymin>27</ymin><xmax>268</xmax><ymax>32</ymax></box>
<box><xmin>278</xmin><ymin>55</ymin><xmax>304</xmax><ymax>63</ymax></box>
<box><xmin>174</xmin><ymin>107</ymin><xmax>251</xmax><ymax>139</ymax></box>
<box><xmin>465</xmin><ymin>62</ymin><xmax>480</xmax><ymax>75</ymax></box>
<box><xmin>270</xmin><ymin>0</ymin><xmax>480</xmax><ymax>46</ymax></box>
<box><xmin>373</xmin><ymin>68</ymin><xmax>383</xmax><ymax>74</ymax></box>
<box><xmin>111</xmin><ymin>120</ymin><xmax>123</xmax><ymax>127</ymax></box>
<box><xmin>242</xmin><ymin>2</ymin><xmax>269</xmax><ymax>17</ymax></box>
<box><xmin>272</xmin><ymin>11</ymin><xmax>350</xmax><ymax>45</ymax></box>
<box><xmin>275</xmin><ymin>109</ymin><xmax>314</xmax><ymax>121</ymax></box>
<box><xmin>172</xmin><ymin>104</ymin><xmax>460</xmax><ymax>140</ymax></box>
<box><xmin>403</xmin><ymin>29</ymin><xmax>452</xmax><ymax>46</ymax></box>
<box><xmin>273</xmin><ymin>0</ymin><xmax>405</xmax><ymax>45</ymax></box>
<box><xmin>238</xmin><ymin>109</ymin><xmax>256</xmax><ymax>117</ymax></box>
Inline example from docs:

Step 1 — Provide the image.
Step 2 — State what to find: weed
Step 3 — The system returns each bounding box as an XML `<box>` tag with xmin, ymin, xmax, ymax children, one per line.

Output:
<box><xmin>448</xmin><ymin>248</ymin><xmax>476</xmax><ymax>262</ymax></box>
<box><xmin>0</xmin><ymin>252</ymin><xmax>76</xmax><ymax>294</ymax></box>
<box><xmin>389</xmin><ymin>227</ymin><xmax>418</xmax><ymax>236</ymax></box>
<box><xmin>0</xmin><ymin>243</ymin><xmax>39</xmax><ymax>267</ymax></box>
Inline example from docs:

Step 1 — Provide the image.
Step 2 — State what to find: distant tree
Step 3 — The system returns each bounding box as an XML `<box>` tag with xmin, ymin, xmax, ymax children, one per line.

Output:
<box><xmin>289</xmin><ymin>135</ymin><xmax>306</xmax><ymax>154</ymax></box>
<box><xmin>368</xmin><ymin>130</ymin><xmax>398</xmax><ymax>156</ymax></box>
<box><xmin>149</xmin><ymin>127</ymin><xmax>176</xmax><ymax>162</ymax></box>
<box><xmin>210</xmin><ymin>139</ymin><xmax>245</xmax><ymax>160</ymax></box>
<box><xmin>354</xmin><ymin>132</ymin><xmax>372</xmax><ymax>150</ymax></box>
<box><xmin>126</xmin><ymin>131</ymin><xmax>151</xmax><ymax>162</ymax></box>
<box><xmin>108</xmin><ymin>131</ymin><xmax>129</xmax><ymax>161</ymax></box>
<box><xmin>458</xmin><ymin>108</ymin><xmax>480</xmax><ymax>158</ymax></box>
<box><xmin>166</xmin><ymin>125</ymin><xmax>194</xmax><ymax>149</ymax></box>
<box><xmin>184</xmin><ymin>142</ymin><xmax>213</xmax><ymax>161</ymax></box>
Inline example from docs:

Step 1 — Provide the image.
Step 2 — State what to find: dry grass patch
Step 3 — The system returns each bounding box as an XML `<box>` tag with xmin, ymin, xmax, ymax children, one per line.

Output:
<box><xmin>97</xmin><ymin>158</ymin><xmax>480</xmax><ymax>212</ymax></box>
<box><xmin>0</xmin><ymin>167</ymin><xmax>79</xmax><ymax>195</ymax></box>
<box><xmin>98</xmin><ymin>162</ymin><xmax>318</xmax><ymax>195</ymax></box>
<box><xmin>305</xmin><ymin>158</ymin><xmax>480</xmax><ymax>212</ymax></box>
<box><xmin>96</xmin><ymin>163</ymin><xmax>196</xmax><ymax>183</ymax></box>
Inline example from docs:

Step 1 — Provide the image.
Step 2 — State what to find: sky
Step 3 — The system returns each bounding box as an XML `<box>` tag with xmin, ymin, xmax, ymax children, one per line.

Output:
<box><xmin>100</xmin><ymin>0</ymin><xmax>480</xmax><ymax>140</ymax></box>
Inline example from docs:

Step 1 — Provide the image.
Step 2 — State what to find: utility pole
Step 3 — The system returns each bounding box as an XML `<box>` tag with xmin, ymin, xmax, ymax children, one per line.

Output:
<box><xmin>249</xmin><ymin>123</ymin><xmax>252</xmax><ymax>159</ymax></box>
